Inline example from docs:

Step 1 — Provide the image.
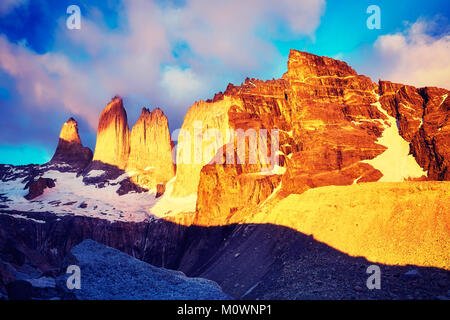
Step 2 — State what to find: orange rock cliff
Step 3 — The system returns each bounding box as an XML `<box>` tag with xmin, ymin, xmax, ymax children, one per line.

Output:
<box><xmin>51</xmin><ymin>50</ymin><xmax>449</xmax><ymax>218</ymax></box>
<box><xmin>127</xmin><ymin>107</ymin><xmax>175</xmax><ymax>188</ymax></box>
<box><xmin>166</xmin><ymin>50</ymin><xmax>449</xmax><ymax>225</ymax></box>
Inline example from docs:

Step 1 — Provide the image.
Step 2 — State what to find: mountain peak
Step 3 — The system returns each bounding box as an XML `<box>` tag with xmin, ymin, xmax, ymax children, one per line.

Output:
<box><xmin>91</xmin><ymin>96</ymin><xmax>130</xmax><ymax>170</ymax></box>
<box><xmin>127</xmin><ymin>106</ymin><xmax>175</xmax><ymax>188</ymax></box>
<box><xmin>140</xmin><ymin>107</ymin><xmax>151</xmax><ymax>115</ymax></box>
<box><xmin>135</xmin><ymin>107</ymin><xmax>167</xmax><ymax>125</ymax></box>
<box><xmin>49</xmin><ymin>117</ymin><xmax>93</xmax><ymax>168</ymax></box>
<box><xmin>59</xmin><ymin>117</ymin><xmax>82</xmax><ymax>144</ymax></box>
<box><xmin>151</xmin><ymin>107</ymin><xmax>164</xmax><ymax>117</ymax></box>
<box><xmin>284</xmin><ymin>50</ymin><xmax>357</xmax><ymax>81</ymax></box>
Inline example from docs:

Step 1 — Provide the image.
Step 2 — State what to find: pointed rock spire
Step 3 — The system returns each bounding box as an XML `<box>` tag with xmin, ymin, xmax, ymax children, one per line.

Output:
<box><xmin>127</xmin><ymin>107</ymin><xmax>175</xmax><ymax>188</ymax></box>
<box><xmin>92</xmin><ymin>96</ymin><xmax>130</xmax><ymax>170</ymax></box>
<box><xmin>50</xmin><ymin>117</ymin><xmax>93</xmax><ymax>168</ymax></box>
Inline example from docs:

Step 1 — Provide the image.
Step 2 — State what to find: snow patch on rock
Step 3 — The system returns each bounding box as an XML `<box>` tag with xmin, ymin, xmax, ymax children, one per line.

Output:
<box><xmin>0</xmin><ymin>170</ymin><xmax>159</xmax><ymax>222</ymax></box>
<box><xmin>150</xmin><ymin>177</ymin><xmax>197</xmax><ymax>217</ymax></box>
<box><xmin>362</xmin><ymin>94</ymin><xmax>427</xmax><ymax>182</ymax></box>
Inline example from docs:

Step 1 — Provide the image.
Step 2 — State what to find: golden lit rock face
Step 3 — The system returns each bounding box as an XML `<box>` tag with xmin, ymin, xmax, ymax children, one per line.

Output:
<box><xmin>59</xmin><ymin>118</ymin><xmax>82</xmax><ymax>144</ymax></box>
<box><xmin>92</xmin><ymin>96</ymin><xmax>130</xmax><ymax>170</ymax></box>
<box><xmin>127</xmin><ymin>108</ymin><xmax>175</xmax><ymax>189</ymax></box>
<box><xmin>188</xmin><ymin>50</ymin><xmax>388</xmax><ymax>221</ymax></box>
<box><xmin>169</xmin><ymin>50</ymin><xmax>450</xmax><ymax>228</ymax></box>
<box><xmin>171</xmin><ymin>97</ymin><xmax>238</xmax><ymax>197</ymax></box>
<box><xmin>88</xmin><ymin>97</ymin><xmax>176</xmax><ymax>189</ymax></box>
<box><xmin>283</xmin><ymin>50</ymin><xmax>357</xmax><ymax>82</ymax></box>
<box><xmin>247</xmin><ymin>182</ymin><xmax>450</xmax><ymax>270</ymax></box>
<box><xmin>44</xmin><ymin>50</ymin><xmax>449</xmax><ymax>270</ymax></box>
<box><xmin>195</xmin><ymin>163</ymin><xmax>282</xmax><ymax>226</ymax></box>
<box><xmin>50</xmin><ymin>117</ymin><xmax>92</xmax><ymax>168</ymax></box>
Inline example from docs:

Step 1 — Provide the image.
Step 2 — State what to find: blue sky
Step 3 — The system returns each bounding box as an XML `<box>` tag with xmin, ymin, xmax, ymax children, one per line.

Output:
<box><xmin>0</xmin><ymin>0</ymin><xmax>449</xmax><ymax>165</ymax></box>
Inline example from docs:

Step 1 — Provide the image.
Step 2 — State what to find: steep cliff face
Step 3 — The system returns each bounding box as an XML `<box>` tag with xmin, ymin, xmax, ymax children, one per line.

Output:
<box><xmin>170</xmin><ymin>97</ymin><xmax>238</xmax><ymax>198</ymax></box>
<box><xmin>187</xmin><ymin>50</ymin><xmax>449</xmax><ymax>225</ymax></box>
<box><xmin>127</xmin><ymin>108</ymin><xmax>175</xmax><ymax>189</ymax></box>
<box><xmin>195</xmin><ymin>162</ymin><xmax>282</xmax><ymax>226</ymax></box>
<box><xmin>49</xmin><ymin>118</ymin><xmax>92</xmax><ymax>169</ymax></box>
<box><xmin>376</xmin><ymin>82</ymin><xmax>450</xmax><ymax>180</ymax></box>
<box><xmin>91</xmin><ymin>96</ymin><xmax>130</xmax><ymax>170</ymax></box>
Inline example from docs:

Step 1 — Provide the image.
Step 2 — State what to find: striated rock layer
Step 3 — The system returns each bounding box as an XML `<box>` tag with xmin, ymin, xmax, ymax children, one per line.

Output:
<box><xmin>127</xmin><ymin>108</ymin><xmax>175</xmax><ymax>189</ymax></box>
<box><xmin>49</xmin><ymin>118</ymin><xmax>92</xmax><ymax>169</ymax></box>
<box><xmin>166</xmin><ymin>50</ymin><xmax>449</xmax><ymax>226</ymax></box>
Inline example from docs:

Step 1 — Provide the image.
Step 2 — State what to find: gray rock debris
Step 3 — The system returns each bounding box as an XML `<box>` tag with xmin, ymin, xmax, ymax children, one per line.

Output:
<box><xmin>58</xmin><ymin>239</ymin><xmax>231</xmax><ymax>300</ymax></box>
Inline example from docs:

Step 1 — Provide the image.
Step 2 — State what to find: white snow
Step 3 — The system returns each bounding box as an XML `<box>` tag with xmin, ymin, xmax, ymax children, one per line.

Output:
<box><xmin>352</xmin><ymin>176</ymin><xmax>363</xmax><ymax>185</ymax></box>
<box><xmin>351</xmin><ymin>119</ymin><xmax>382</xmax><ymax>126</ymax></box>
<box><xmin>0</xmin><ymin>165</ymin><xmax>200</xmax><ymax>222</ymax></box>
<box><xmin>150</xmin><ymin>177</ymin><xmax>197</xmax><ymax>217</ymax></box>
<box><xmin>109</xmin><ymin>172</ymin><xmax>134</xmax><ymax>184</ymax></box>
<box><xmin>399</xmin><ymin>102</ymin><xmax>416</xmax><ymax>112</ymax></box>
<box><xmin>0</xmin><ymin>169</ymin><xmax>160</xmax><ymax>222</ymax></box>
<box><xmin>278</xmin><ymin>129</ymin><xmax>293</xmax><ymax>137</ymax></box>
<box><xmin>361</xmin><ymin>93</ymin><xmax>427</xmax><ymax>181</ymax></box>
<box><xmin>85</xmin><ymin>170</ymin><xmax>105</xmax><ymax>178</ymax></box>
<box><xmin>0</xmin><ymin>213</ymin><xmax>46</xmax><ymax>224</ymax></box>
<box><xmin>259</xmin><ymin>165</ymin><xmax>287</xmax><ymax>175</ymax></box>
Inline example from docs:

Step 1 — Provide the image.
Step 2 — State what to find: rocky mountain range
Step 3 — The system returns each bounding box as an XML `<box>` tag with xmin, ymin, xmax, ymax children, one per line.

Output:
<box><xmin>0</xmin><ymin>50</ymin><xmax>449</xmax><ymax>300</ymax></box>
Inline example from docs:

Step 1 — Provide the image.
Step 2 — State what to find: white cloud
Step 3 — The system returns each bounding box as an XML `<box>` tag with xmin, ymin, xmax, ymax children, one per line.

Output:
<box><xmin>161</xmin><ymin>66</ymin><xmax>205</xmax><ymax>105</ymax></box>
<box><xmin>166</xmin><ymin>0</ymin><xmax>325</xmax><ymax>71</ymax></box>
<box><xmin>372</xmin><ymin>19</ymin><xmax>450</xmax><ymax>89</ymax></box>
<box><xmin>0</xmin><ymin>36</ymin><xmax>109</xmax><ymax>128</ymax></box>
<box><xmin>0</xmin><ymin>0</ymin><xmax>326</xmax><ymax>132</ymax></box>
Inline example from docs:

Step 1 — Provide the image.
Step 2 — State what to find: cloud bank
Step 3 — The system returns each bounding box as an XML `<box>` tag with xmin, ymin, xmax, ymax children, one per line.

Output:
<box><xmin>0</xmin><ymin>0</ymin><xmax>325</xmax><ymax>135</ymax></box>
<box><xmin>371</xmin><ymin>18</ymin><xmax>450</xmax><ymax>89</ymax></box>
